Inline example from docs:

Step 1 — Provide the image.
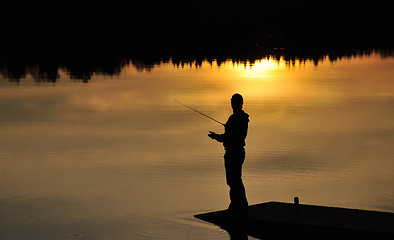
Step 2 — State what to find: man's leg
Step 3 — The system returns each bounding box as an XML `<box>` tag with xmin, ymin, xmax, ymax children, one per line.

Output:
<box><xmin>225</xmin><ymin>151</ymin><xmax>248</xmax><ymax>215</ymax></box>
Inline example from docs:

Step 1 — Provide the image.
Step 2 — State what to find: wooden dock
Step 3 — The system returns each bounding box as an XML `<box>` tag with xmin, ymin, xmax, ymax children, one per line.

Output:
<box><xmin>194</xmin><ymin>201</ymin><xmax>394</xmax><ymax>239</ymax></box>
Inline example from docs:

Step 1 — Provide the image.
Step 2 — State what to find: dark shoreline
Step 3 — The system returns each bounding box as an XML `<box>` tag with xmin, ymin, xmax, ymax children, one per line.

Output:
<box><xmin>1</xmin><ymin>0</ymin><xmax>392</xmax><ymax>82</ymax></box>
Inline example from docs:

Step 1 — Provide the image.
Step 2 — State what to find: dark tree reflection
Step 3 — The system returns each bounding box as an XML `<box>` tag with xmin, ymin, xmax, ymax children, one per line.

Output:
<box><xmin>0</xmin><ymin>0</ymin><xmax>392</xmax><ymax>82</ymax></box>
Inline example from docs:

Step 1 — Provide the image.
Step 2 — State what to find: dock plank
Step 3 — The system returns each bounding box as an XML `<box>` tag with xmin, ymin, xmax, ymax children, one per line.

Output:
<box><xmin>195</xmin><ymin>201</ymin><xmax>394</xmax><ymax>239</ymax></box>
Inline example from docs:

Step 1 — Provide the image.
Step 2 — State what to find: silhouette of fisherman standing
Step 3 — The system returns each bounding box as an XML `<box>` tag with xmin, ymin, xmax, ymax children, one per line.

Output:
<box><xmin>208</xmin><ymin>93</ymin><xmax>249</xmax><ymax>217</ymax></box>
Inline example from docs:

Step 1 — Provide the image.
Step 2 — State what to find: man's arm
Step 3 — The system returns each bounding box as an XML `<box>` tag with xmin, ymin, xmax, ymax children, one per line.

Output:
<box><xmin>208</xmin><ymin>131</ymin><xmax>224</xmax><ymax>142</ymax></box>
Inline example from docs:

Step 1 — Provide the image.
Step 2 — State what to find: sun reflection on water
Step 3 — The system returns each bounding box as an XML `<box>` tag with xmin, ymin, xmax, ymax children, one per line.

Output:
<box><xmin>229</xmin><ymin>58</ymin><xmax>283</xmax><ymax>80</ymax></box>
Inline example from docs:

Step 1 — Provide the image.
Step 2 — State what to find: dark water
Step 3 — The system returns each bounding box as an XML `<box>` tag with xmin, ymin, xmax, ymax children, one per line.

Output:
<box><xmin>1</xmin><ymin>53</ymin><xmax>394</xmax><ymax>239</ymax></box>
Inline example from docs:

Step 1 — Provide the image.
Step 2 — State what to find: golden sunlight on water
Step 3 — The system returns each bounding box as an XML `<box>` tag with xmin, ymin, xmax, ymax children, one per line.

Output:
<box><xmin>0</xmin><ymin>53</ymin><xmax>393</xmax><ymax>239</ymax></box>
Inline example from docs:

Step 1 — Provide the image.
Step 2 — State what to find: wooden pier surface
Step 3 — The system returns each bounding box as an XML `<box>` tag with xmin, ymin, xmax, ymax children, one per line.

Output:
<box><xmin>195</xmin><ymin>201</ymin><xmax>394</xmax><ymax>239</ymax></box>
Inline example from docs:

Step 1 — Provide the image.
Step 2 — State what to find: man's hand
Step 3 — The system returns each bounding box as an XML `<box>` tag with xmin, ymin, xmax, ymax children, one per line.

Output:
<box><xmin>208</xmin><ymin>131</ymin><xmax>219</xmax><ymax>140</ymax></box>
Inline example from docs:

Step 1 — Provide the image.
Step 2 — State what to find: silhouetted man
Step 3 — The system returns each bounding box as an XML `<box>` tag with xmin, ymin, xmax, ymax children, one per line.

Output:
<box><xmin>208</xmin><ymin>93</ymin><xmax>249</xmax><ymax>217</ymax></box>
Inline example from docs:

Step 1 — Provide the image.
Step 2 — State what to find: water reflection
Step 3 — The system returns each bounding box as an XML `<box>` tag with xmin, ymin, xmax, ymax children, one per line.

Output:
<box><xmin>1</xmin><ymin>53</ymin><xmax>393</xmax><ymax>240</ymax></box>
<box><xmin>1</xmin><ymin>50</ymin><xmax>393</xmax><ymax>84</ymax></box>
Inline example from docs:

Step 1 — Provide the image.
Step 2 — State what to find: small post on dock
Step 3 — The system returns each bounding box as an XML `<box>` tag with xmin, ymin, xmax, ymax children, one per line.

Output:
<box><xmin>294</xmin><ymin>197</ymin><xmax>300</xmax><ymax>208</ymax></box>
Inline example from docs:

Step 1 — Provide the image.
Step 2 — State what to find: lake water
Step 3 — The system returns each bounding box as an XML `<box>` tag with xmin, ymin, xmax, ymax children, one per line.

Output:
<box><xmin>1</xmin><ymin>53</ymin><xmax>394</xmax><ymax>239</ymax></box>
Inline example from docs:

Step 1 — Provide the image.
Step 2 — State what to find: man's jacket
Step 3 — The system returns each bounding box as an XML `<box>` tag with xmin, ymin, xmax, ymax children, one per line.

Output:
<box><xmin>216</xmin><ymin>110</ymin><xmax>249</xmax><ymax>151</ymax></box>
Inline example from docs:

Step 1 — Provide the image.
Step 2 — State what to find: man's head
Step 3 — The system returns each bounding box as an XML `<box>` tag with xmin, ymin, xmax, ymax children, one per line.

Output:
<box><xmin>231</xmin><ymin>93</ymin><xmax>243</xmax><ymax>112</ymax></box>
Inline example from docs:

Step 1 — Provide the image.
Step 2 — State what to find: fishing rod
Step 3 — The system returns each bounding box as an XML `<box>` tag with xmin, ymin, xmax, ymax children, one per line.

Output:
<box><xmin>175</xmin><ymin>100</ymin><xmax>225</xmax><ymax>126</ymax></box>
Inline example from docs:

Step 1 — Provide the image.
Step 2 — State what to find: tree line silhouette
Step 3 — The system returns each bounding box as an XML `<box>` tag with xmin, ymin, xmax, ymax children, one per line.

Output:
<box><xmin>1</xmin><ymin>0</ymin><xmax>392</xmax><ymax>82</ymax></box>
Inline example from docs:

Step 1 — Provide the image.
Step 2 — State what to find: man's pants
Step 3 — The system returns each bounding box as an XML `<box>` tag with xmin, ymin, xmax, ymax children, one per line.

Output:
<box><xmin>224</xmin><ymin>150</ymin><xmax>248</xmax><ymax>214</ymax></box>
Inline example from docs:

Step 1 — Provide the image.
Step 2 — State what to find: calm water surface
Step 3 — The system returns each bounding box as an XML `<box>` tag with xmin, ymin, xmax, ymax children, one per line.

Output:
<box><xmin>1</xmin><ymin>54</ymin><xmax>394</xmax><ymax>239</ymax></box>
